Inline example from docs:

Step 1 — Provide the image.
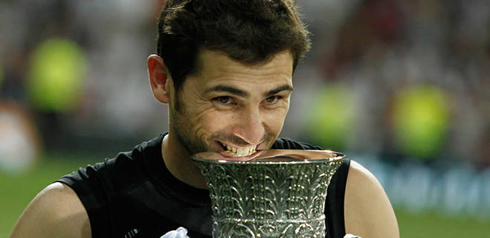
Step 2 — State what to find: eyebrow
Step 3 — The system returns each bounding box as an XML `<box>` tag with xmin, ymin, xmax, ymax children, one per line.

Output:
<box><xmin>205</xmin><ymin>84</ymin><xmax>293</xmax><ymax>98</ymax></box>
<box><xmin>263</xmin><ymin>84</ymin><xmax>294</xmax><ymax>97</ymax></box>
<box><xmin>205</xmin><ymin>85</ymin><xmax>248</xmax><ymax>97</ymax></box>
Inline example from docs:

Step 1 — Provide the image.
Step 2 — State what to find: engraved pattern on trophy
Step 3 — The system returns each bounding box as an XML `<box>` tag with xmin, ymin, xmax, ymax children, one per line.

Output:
<box><xmin>194</xmin><ymin>151</ymin><xmax>343</xmax><ymax>238</ymax></box>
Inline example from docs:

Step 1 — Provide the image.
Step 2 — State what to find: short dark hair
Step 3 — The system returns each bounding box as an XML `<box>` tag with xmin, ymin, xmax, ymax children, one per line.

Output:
<box><xmin>156</xmin><ymin>0</ymin><xmax>311</xmax><ymax>91</ymax></box>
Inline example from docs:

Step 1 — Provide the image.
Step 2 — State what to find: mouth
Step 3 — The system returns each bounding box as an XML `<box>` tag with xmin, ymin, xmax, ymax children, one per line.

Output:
<box><xmin>217</xmin><ymin>141</ymin><xmax>259</xmax><ymax>157</ymax></box>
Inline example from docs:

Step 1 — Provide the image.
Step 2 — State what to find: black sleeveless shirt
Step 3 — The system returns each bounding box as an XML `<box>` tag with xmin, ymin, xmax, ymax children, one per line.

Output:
<box><xmin>58</xmin><ymin>134</ymin><xmax>350</xmax><ymax>238</ymax></box>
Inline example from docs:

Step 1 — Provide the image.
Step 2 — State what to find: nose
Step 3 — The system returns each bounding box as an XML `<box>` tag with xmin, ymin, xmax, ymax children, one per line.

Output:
<box><xmin>232</xmin><ymin>106</ymin><xmax>265</xmax><ymax>145</ymax></box>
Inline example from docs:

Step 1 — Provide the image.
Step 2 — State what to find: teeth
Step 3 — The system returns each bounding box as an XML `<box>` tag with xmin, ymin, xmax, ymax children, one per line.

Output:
<box><xmin>221</xmin><ymin>142</ymin><xmax>256</xmax><ymax>157</ymax></box>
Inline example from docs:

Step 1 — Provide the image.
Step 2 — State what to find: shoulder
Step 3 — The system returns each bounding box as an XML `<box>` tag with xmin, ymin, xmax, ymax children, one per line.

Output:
<box><xmin>61</xmin><ymin>135</ymin><xmax>163</xmax><ymax>188</ymax></box>
<box><xmin>344</xmin><ymin>160</ymin><xmax>399</xmax><ymax>238</ymax></box>
<box><xmin>11</xmin><ymin>182</ymin><xmax>91</xmax><ymax>238</ymax></box>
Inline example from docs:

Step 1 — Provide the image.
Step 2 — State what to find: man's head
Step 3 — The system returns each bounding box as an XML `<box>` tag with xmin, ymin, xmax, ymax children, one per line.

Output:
<box><xmin>148</xmin><ymin>0</ymin><xmax>311</xmax><ymax>158</ymax></box>
<box><xmin>156</xmin><ymin>0</ymin><xmax>310</xmax><ymax>92</ymax></box>
<box><xmin>166</xmin><ymin>50</ymin><xmax>294</xmax><ymax>158</ymax></box>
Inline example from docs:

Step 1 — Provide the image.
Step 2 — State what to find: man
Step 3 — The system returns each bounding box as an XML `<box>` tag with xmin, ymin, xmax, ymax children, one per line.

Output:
<box><xmin>11</xmin><ymin>0</ymin><xmax>399</xmax><ymax>237</ymax></box>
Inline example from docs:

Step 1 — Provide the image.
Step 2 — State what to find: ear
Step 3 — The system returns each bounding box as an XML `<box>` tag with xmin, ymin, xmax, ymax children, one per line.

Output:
<box><xmin>148</xmin><ymin>54</ymin><xmax>172</xmax><ymax>104</ymax></box>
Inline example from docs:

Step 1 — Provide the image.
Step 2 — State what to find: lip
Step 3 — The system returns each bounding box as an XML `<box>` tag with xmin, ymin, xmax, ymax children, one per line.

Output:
<box><xmin>215</xmin><ymin>140</ymin><xmax>264</xmax><ymax>158</ymax></box>
<box><xmin>217</xmin><ymin>149</ymin><xmax>264</xmax><ymax>161</ymax></box>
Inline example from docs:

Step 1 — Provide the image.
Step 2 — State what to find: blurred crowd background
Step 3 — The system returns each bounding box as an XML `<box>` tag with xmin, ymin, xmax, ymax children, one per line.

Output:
<box><xmin>0</xmin><ymin>0</ymin><xmax>489</xmax><ymax>223</ymax></box>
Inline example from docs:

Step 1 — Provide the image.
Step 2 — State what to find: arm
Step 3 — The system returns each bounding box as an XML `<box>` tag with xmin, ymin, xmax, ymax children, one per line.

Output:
<box><xmin>10</xmin><ymin>182</ymin><xmax>91</xmax><ymax>238</ymax></box>
<box><xmin>344</xmin><ymin>161</ymin><xmax>399</xmax><ymax>238</ymax></box>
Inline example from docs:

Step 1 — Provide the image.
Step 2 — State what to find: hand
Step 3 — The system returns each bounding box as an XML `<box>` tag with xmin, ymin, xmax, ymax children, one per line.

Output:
<box><xmin>161</xmin><ymin>227</ymin><xmax>190</xmax><ymax>238</ymax></box>
<box><xmin>344</xmin><ymin>234</ymin><xmax>362</xmax><ymax>238</ymax></box>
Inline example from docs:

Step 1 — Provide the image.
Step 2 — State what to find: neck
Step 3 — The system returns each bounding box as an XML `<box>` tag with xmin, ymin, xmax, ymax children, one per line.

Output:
<box><xmin>161</xmin><ymin>133</ymin><xmax>208</xmax><ymax>189</ymax></box>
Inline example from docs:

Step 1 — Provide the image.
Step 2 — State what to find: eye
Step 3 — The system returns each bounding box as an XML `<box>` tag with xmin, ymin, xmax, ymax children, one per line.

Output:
<box><xmin>213</xmin><ymin>96</ymin><xmax>234</xmax><ymax>105</ymax></box>
<box><xmin>264</xmin><ymin>95</ymin><xmax>282</xmax><ymax>104</ymax></box>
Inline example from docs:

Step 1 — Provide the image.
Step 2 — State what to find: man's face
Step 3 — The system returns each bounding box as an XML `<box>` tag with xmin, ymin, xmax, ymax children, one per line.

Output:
<box><xmin>169</xmin><ymin>50</ymin><xmax>294</xmax><ymax>158</ymax></box>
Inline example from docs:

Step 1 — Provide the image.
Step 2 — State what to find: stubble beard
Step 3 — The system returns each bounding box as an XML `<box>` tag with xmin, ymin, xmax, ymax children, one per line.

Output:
<box><xmin>170</xmin><ymin>96</ymin><xmax>210</xmax><ymax>156</ymax></box>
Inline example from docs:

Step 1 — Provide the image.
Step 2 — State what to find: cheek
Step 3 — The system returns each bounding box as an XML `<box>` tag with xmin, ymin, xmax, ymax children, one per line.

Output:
<box><xmin>264</xmin><ymin>109</ymin><xmax>289</xmax><ymax>131</ymax></box>
<box><xmin>194</xmin><ymin>108</ymin><xmax>232</xmax><ymax>134</ymax></box>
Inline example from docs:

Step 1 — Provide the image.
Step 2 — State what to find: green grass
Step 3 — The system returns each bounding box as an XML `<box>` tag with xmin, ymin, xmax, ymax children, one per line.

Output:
<box><xmin>1</xmin><ymin>154</ymin><xmax>489</xmax><ymax>237</ymax></box>
<box><xmin>395</xmin><ymin>209</ymin><xmax>489</xmax><ymax>237</ymax></box>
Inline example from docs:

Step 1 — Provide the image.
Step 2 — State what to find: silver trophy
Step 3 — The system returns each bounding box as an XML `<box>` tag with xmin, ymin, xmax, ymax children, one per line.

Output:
<box><xmin>193</xmin><ymin>149</ymin><xmax>344</xmax><ymax>238</ymax></box>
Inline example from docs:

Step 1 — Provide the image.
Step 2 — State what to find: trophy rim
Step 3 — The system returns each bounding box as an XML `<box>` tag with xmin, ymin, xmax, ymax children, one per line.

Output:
<box><xmin>192</xmin><ymin>149</ymin><xmax>345</xmax><ymax>165</ymax></box>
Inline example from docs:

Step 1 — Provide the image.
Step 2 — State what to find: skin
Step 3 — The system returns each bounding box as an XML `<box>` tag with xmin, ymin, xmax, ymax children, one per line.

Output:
<box><xmin>345</xmin><ymin>161</ymin><xmax>400</xmax><ymax>237</ymax></box>
<box><xmin>11</xmin><ymin>49</ymin><xmax>399</xmax><ymax>238</ymax></box>
<box><xmin>10</xmin><ymin>183</ymin><xmax>91</xmax><ymax>238</ymax></box>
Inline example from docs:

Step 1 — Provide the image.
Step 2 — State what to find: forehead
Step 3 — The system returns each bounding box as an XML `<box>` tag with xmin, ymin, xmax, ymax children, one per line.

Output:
<box><xmin>191</xmin><ymin>49</ymin><xmax>294</xmax><ymax>88</ymax></box>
